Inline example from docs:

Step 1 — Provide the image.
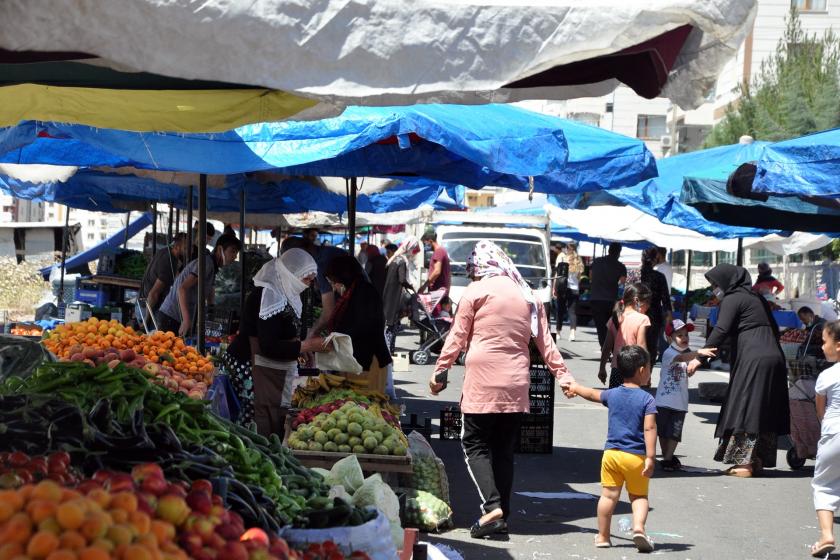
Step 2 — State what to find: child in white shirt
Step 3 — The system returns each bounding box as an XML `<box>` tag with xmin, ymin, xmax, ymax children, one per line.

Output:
<box><xmin>811</xmin><ymin>320</ymin><xmax>840</xmax><ymax>558</ymax></box>
<box><xmin>655</xmin><ymin>319</ymin><xmax>716</xmax><ymax>471</ymax></box>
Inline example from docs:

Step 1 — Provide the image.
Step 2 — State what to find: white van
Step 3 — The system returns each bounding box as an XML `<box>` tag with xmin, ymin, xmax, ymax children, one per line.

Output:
<box><xmin>434</xmin><ymin>213</ymin><xmax>552</xmax><ymax>307</ymax></box>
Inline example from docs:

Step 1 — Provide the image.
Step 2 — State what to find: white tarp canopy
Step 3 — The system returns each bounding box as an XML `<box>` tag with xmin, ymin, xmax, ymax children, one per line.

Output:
<box><xmin>743</xmin><ymin>234</ymin><xmax>835</xmax><ymax>256</ymax></box>
<box><xmin>0</xmin><ymin>0</ymin><xmax>756</xmax><ymax>110</ymax></box>
<box><xmin>545</xmin><ymin>204</ymin><xmax>743</xmax><ymax>252</ymax></box>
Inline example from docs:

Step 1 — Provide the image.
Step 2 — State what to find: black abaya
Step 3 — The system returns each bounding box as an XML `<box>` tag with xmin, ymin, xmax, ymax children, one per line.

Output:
<box><xmin>703</xmin><ymin>265</ymin><xmax>790</xmax><ymax>449</ymax></box>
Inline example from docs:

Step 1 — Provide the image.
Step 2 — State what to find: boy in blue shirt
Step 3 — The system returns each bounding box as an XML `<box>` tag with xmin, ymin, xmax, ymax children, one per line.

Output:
<box><xmin>567</xmin><ymin>345</ymin><xmax>657</xmax><ymax>552</ymax></box>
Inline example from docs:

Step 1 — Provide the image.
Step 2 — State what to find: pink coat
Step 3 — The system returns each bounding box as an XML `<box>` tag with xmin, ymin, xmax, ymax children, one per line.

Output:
<box><xmin>433</xmin><ymin>275</ymin><xmax>574</xmax><ymax>414</ymax></box>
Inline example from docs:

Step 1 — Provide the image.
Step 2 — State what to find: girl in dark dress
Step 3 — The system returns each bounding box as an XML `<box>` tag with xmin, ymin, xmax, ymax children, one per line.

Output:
<box><xmin>323</xmin><ymin>256</ymin><xmax>393</xmax><ymax>374</ymax></box>
<box><xmin>688</xmin><ymin>264</ymin><xmax>790</xmax><ymax>477</ymax></box>
<box><xmin>639</xmin><ymin>247</ymin><xmax>672</xmax><ymax>364</ymax></box>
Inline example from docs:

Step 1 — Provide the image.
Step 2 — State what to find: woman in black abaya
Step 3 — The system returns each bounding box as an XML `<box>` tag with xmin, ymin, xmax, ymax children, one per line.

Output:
<box><xmin>688</xmin><ymin>264</ymin><xmax>789</xmax><ymax>477</ymax></box>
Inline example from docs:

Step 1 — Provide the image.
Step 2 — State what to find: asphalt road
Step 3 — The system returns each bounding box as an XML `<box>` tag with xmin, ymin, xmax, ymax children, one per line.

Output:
<box><xmin>392</xmin><ymin>324</ymin><xmax>824</xmax><ymax>560</ymax></box>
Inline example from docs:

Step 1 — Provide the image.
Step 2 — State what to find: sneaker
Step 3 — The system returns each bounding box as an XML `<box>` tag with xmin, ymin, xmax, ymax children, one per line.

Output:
<box><xmin>568</xmin><ymin>329</ymin><xmax>576</xmax><ymax>341</ymax></box>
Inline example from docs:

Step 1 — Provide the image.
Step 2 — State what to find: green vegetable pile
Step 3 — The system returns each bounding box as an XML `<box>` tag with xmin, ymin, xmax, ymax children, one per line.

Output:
<box><xmin>0</xmin><ymin>361</ymin><xmax>374</xmax><ymax>530</ymax></box>
<box><xmin>396</xmin><ymin>488</ymin><xmax>453</xmax><ymax>532</ymax></box>
<box><xmin>406</xmin><ymin>456</ymin><xmax>447</xmax><ymax>502</ymax></box>
<box><xmin>114</xmin><ymin>250</ymin><xmax>148</xmax><ymax>279</ymax></box>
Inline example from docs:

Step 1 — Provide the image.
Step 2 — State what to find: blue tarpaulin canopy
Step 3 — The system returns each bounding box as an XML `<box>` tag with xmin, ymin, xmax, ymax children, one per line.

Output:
<box><xmin>681</xmin><ymin>173</ymin><xmax>840</xmax><ymax>232</ymax></box>
<box><xmin>0</xmin><ymin>105</ymin><xmax>570</xmax><ymax>187</ymax></box>
<box><xmin>0</xmin><ymin>170</ymin><xmax>462</xmax><ymax>217</ymax></box>
<box><xmin>554</xmin><ymin>141</ymin><xmax>782</xmax><ymax>238</ymax></box>
<box><xmin>753</xmin><ymin>127</ymin><xmax>840</xmax><ymax>197</ymax></box>
<box><xmin>0</xmin><ymin>104</ymin><xmax>657</xmax><ymax>194</ymax></box>
<box><xmin>39</xmin><ymin>212</ymin><xmax>154</xmax><ymax>279</ymax></box>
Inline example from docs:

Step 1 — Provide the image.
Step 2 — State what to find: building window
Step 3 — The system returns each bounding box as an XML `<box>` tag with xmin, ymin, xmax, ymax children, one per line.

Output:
<box><xmin>100</xmin><ymin>233</ymin><xmax>107</xmax><ymax>240</ymax></box>
<box><xmin>87</xmin><ymin>233</ymin><xmax>94</xmax><ymax>240</ymax></box>
<box><xmin>792</xmin><ymin>0</ymin><xmax>827</xmax><ymax>12</ymax></box>
<box><xmin>716</xmin><ymin>251</ymin><xmax>736</xmax><ymax>265</ymax></box>
<box><xmin>88</xmin><ymin>219</ymin><xmax>95</xmax><ymax>226</ymax></box>
<box><xmin>100</xmin><ymin>219</ymin><xmax>107</xmax><ymax>226</ymax></box>
<box><xmin>636</xmin><ymin>115</ymin><xmax>667</xmax><ymax>140</ymax></box>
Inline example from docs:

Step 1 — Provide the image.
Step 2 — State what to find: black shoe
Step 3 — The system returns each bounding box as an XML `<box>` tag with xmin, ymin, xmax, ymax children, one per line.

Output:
<box><xmin>470</xmin><ymin>519</ymin><xmax>506</xmax><ymax>538</ymax></box>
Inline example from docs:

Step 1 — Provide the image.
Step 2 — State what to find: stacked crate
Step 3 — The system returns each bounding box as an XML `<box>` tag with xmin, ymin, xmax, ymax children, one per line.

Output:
<box><xmin>517</xmin><ymin>361</ymin><xmax>555</xmax><ymax>454</ymax></box>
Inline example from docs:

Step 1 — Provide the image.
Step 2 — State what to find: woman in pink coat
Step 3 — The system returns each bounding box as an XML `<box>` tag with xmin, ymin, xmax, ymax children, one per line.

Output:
<box><xmin>430</xmin><ymin>241</ymin><xmax>575</xmax><ymax>538</ymax></box>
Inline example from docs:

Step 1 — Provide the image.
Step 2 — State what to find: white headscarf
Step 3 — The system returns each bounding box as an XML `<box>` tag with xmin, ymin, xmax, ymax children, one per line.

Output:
<box><xmin>253</xmin><ymin>248</ymin><xmax>317</xmax><ymax>319</ymax></box>
<box><xmin>386</xmin><ymin>235</ymin><xmax>420</xmax><ymax>271</ymax></box>
<box><xmin>467</xmin><ymin>240</ymin><xmax>539</xmax><ymax>337</ymax></box>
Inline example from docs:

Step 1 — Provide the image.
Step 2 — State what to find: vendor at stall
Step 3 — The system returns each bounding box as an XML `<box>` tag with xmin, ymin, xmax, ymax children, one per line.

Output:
<box><xmin>156</xmin><ymin>234</ymin><xmax>241</xmax><ymax>337</ymax></box>
<box><xmin>222</xmin><ymin>249</ymin><xmax>324</xmax><ymax>434</ymax></box>
<box><xmin>798</xmin><ymin>306</ymin><xmax>827</xmax><ymax>360</ymax></box>
<box><xmin>314</xmin><ymin>255</ymin><xmax>392</xmax><ymax>386</ymax></box>
<box><xmin>191</xmin><ymin>221</ymin><xmax>216</xmax><ymax>260</ymax></box>
<box><xmin>752</xmin><ymin>262</ymin><xmax>785</xmax><ymax>297</ymax></box>
<box><xmin>140</xmin><ymin>233</ymin><xmax>188</xmax><ymax>315</ymax></box>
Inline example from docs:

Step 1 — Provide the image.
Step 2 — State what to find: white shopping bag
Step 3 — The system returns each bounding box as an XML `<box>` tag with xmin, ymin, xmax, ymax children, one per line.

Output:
<box><xmin>315</xmin><ymin>332</ymin><xmax>363</xmax><ymax>374</ymax></box>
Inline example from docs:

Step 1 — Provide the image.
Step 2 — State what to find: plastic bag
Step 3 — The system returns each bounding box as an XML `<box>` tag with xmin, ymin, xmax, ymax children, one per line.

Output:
<box><xmin>316</xmin><ymin>332</ymin><xmax>363</xmax><ymax>374</ymax></box>
<box><xmin>352</xmin><ymin>474</ymin><xmax>402</xmax><ymax>547</ymax></box>
<box><xmin>0</xmin><ymin>334</ymin><xmax>51</xmax><ymax>381</ymax></box>
<box><xmin>279</xmin><ymin>508</ymin><xmax>398</xmax><ymax>560</ymax></box>
<box><xmin>402</xmin><ymin>431</ymin><xmax>450</xmax><ymax>504</ymax></box>
<box><xmin>395</xmin><ymin>488</ymin><xmax>454</xmax><ymax>533</ymax></box>
<box><xmin>323</xmin><ymin>455</ymin><xmax>365</xmax><ymax>494</ymax></box>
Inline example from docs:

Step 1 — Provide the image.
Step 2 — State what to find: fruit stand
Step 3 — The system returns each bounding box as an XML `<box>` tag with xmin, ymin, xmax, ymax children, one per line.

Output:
<box><xmin>286</xmin><ymin>376</ymin><xmax>413</xmax><ymax>474</ymax></box>
<box><xmin>0</xmin><ymin>322</ymin><xmax>404</xmax><ymax>560</ymax></box>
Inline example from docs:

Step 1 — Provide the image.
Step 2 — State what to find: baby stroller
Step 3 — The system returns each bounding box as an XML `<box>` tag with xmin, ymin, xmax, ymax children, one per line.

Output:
<box><xmin>406</xmin><ymin>288</ymin><xmax>454</xmax><ymax>366</ymax></box>
<box><xmin>786</xmin><ymin>355</ymin><xmax>824</xmax><ymax>469</ymax></box>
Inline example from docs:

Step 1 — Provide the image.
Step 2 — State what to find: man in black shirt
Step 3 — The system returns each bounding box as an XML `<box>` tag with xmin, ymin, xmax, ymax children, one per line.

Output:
<box><xmin>140</xmin><ymin>233</ymin><xmax>188</xmax><ymax>315</ymax></box>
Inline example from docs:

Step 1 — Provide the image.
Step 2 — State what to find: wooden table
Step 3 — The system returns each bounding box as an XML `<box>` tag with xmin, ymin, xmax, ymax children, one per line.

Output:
<box><xmin>87</xmin><ymin>275</ymin><xmax>142</xmax><ymax>290</ymax></box>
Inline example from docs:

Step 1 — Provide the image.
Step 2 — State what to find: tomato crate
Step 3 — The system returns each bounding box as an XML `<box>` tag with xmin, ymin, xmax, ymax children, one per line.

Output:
<box><xmin>439</xmin><ymin>406</ymin><xmax>462</xmax><ymax>440</ymax></box>
<box><xmin>517</xmin><ymin>421</ymin><xmax>553</xmax><ymax>454</ymax></box>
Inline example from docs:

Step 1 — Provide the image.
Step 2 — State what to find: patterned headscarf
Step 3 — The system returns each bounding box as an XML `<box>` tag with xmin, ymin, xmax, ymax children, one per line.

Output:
<box><xmin>386</xmin><ymin>235</ymin><xmax>420</xmax><ymax>270</ymax></box>
<box><xmin>467</xmin><ymin>240</ymin><xmax>539</xmax><ymax>337</ymax></box>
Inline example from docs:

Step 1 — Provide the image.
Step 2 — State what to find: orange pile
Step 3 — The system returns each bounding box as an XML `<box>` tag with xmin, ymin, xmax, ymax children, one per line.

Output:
<box><xmin>43</xmin><ymin>319</ymin><xmax>213</xmax><ymax>378</ymax></box>
<box><xmin>0</xmin><ymin>480</ymin><xmax>187</xmax><ymax>560</ymax></box>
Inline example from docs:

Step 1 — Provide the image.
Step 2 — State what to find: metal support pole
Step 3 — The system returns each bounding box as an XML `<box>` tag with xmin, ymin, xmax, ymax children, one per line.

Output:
<box><xmin>186</xmin><ymin>185</ymin><xmax>194</xmax><ymax>261</ymax></box>
<box><xmin>736</xmin><ymin>238</ymin><xmax>744</xmax><ymax>267</ymax></box>
<box><xmin>174</xmin><ymin>208</ymin><xmax>180</xmax><ymax>237</ymax></box>
<box><xmin>152</xmin><ymin>203</ymin><xmax>158</xmax><ymax>255</ymax></box>
<box><xmin>683</xmin><ymin>249</ymin><xmax>693</xmax><ymax>320</ymax></box>
<box><xmin>348</xmin><ymin>177</ymin><xmax>358</xmax><ymax>256</ymax></box>
<box><xmin>58</xmin><ymin>206</ymin><xmax>70</xmax><ymax>305</ymax></box>
<box><xmin>123</xmin><ymin>212</ymin><xmax>131</xmax><ymax>248</ymax></box>
<box><xmin>197</xmin><ymin>175</ymin><xmax>207</xmax><ymax>354</ymax></box>
<box><xmin>167</xmin><ymin>205</ymin><xmax>174</xmax><ymax>245</ymax></box>
<box><xmin>239</xmin><ymin>188</ymin><xmax>246</xmax><ymax>324</ymax></box>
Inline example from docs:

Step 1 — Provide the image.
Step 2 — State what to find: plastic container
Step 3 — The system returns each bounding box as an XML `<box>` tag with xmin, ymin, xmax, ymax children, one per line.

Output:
<box><xmin>439</xmin><ymin>406</ymin><xmax>462</xmax><ymax>441</ymax></box>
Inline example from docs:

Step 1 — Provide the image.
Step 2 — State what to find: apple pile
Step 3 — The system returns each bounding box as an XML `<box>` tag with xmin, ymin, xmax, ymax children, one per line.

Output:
<box><xmin>60</xmin><ymin>347</ymin><xmax>208</xmax><ymax>400</ymax></box>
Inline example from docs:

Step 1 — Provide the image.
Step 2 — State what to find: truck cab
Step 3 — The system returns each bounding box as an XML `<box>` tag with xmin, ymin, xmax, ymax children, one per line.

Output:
<box><xmin>433</xmin><ymin>212</ymin><xmax>552</xmax><ymax>307</ymax></box>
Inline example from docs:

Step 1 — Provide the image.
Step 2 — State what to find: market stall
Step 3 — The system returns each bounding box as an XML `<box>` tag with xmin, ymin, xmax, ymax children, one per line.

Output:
<box><xmin>0</xmin><ymin>319</ymin><xmax>447</xmax><ymax>559</ymax></box>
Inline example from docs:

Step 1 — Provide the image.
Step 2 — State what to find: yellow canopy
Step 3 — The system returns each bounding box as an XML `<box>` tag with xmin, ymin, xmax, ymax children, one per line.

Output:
<box><xmin>0</xmin><ymin>84</ymin><xmax>331</xmax><ymax>132</ymax></box>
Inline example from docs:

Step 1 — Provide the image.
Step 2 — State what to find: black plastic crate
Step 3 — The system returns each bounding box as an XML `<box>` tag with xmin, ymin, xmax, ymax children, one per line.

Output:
<box><xmin>528</xmin><ymin>394</ymin><xmax>554</xmax><ymax>417</ymax></box>
<box><xmin>517</xmin><ymin>421</ymin><xmax>553</xmax><ymax>454</ymax></box>
<box><xmin>530</xmin><ymin>364</ymin><xmax>555</xmax><ymax>395</ymax></box>
<box><xmin>401</xmin><ymin>414</ymin><xmax>433</xmax><ymax>441</ymax></box>
<box><xmin>439</xmin><ymin>406</ymin><xmax>462</xmax><ymax>440</ymax></box>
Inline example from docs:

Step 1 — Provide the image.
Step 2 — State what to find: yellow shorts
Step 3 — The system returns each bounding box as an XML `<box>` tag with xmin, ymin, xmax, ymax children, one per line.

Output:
<box><xmin>600</xmin><ymin>449</ymin><xmax>649</xmax><ymax>496</ymax></box>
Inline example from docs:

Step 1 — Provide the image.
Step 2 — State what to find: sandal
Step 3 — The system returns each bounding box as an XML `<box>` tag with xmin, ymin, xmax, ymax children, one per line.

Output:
<box><xmin>811</xmin><ymin>542</ymin><xmax>835</xmax><ymax>557</ymax></box>
<box><xmin>632</xmin><ymin>532</ymin><xmax>654</xmax><ymax>553</ymax></box>
<box><xmin>660</xmin><ymin>460</ymin><xmax>676</xmax><ymax>472</ymax></box>
<box><xmin>594</xmin><ymin>539</ymin><xmax>611</xmax><ymax>548</ymax></box>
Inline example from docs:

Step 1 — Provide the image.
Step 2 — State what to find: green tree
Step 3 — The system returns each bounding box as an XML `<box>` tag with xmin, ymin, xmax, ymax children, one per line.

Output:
<box><xmin>705</xmin><ymin>7</ymin><xmax>840</xmax><ymax>147</ymax></box>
